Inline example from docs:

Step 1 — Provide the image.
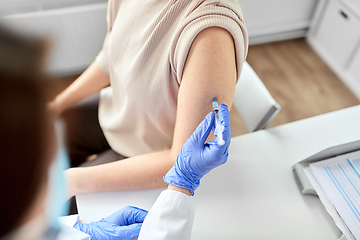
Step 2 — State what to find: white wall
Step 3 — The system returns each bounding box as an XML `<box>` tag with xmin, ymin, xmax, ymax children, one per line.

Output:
<box><xmin>1</xmin><ymin>1</ymin><xmax>107</xmax><ymax>76</ymax></box>
<box><xmin>239</xmin><ymin>0</ymin><xmax>319</xmax><ymax>44</ymax></box>
<box><xmin>0</xmin><ymin>0</ymin><xmax>107</xmax><ymax>16</ymax></box>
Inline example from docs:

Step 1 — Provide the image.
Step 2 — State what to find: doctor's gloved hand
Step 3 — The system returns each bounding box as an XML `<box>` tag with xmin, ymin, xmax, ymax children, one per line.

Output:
<box><xmin>164</xmin><ymin>103</ymin><xmax>231</xmax><ymax>196</ymax></box>
<box><xmin>73</xmin><ymin>206</ymin><xmax>148</xmax><ymax>240</ymax></box>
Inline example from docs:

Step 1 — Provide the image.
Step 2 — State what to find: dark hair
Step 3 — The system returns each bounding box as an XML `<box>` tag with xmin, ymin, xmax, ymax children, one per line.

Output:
<box><xmin>0</xmin><ymin>24</ymin><xmax>51</xmax><ymax>237</ymax></box>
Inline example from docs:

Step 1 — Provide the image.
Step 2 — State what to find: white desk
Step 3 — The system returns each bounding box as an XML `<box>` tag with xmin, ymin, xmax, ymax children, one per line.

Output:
<box><xmin>76</xmin><ymin>105</ymin><xmax>360</xmax><ymax>240</ymax></box>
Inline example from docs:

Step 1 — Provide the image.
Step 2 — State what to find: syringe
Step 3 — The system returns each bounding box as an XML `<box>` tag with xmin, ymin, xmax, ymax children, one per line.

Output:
<box><xmin>212</xmin><ymin>98</ymin><xmax>225</xmax><ymax>146</ymax></box>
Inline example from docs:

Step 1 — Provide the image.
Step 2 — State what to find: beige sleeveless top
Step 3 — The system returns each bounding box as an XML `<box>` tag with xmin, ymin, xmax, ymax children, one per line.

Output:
<box><xmin>96</xmin><ymin>0</ymin><xmax>248</xmax><ymax>157</ymax></box>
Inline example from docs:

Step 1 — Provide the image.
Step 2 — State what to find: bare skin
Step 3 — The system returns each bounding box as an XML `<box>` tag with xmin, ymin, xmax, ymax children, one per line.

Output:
<box><xmin>168</xmin><ymin>185</ymin><xmax>191</xmax><ymax>196</ymax></box>
<box><xmin>54</xmin><ymin>27</ymin><xmax>238</xmax><ymax>197</ymax></box>
<box><xmin>48</xmin><ymin>61</ymin><xmax>110</xmax><ymax>118</ymax></box>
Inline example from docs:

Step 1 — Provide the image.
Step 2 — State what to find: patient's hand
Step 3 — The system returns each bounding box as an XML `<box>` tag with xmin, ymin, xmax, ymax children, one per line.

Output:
<box><xmin>64</xmin><ymin>168</ymin><xmax>77</xmax><ymax>199</ymax></box>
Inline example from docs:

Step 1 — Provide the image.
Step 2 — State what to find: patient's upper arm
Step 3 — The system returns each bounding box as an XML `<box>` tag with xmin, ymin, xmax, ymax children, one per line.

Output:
<box><xmin>170</xmin><ymin>27</ymin><xmax>240</xmax><ymax>156</ymax></box>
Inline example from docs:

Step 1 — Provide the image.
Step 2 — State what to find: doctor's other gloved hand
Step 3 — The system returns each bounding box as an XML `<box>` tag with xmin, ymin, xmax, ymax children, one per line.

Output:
<box><xmin>73</xmin><ymin>206</ymin><xmax>148</xmax><ymax>240</ymax></box>
<box><xmin>164</xmin><ymin>103</ymin><xmax>231</xmax><ymax>195</ymax></box>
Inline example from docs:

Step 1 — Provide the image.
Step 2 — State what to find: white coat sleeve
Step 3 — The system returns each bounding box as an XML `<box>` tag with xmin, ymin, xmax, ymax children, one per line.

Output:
<box><xmin>138</xmin><ymin>190</ymin><xmax>196</xmax><ymax>240</ymax></box>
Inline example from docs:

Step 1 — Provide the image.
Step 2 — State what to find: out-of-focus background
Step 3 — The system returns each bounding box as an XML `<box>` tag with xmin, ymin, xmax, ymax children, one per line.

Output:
<box><xmin>1</xmin><ymin>0</ymin><xmax>359</xmax><ymax>136</ymax></box>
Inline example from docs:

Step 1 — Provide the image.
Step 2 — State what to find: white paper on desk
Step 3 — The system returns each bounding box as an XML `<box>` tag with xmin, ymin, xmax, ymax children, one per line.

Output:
<box><xmin>309</xmin><ymin>150</ymin><xmax>360</xmax><ymax>240</ymax></box>
<box><xmin>304</xmin><ymin>168</ymin><xmax>354</xmax><ymax>240</ymax></box>
<box><xmin>56</xmin><ymin>223</ymin><xmax>90</xmax><ymax>240</ymax></box>
<box><xmin>59</xmin><ymin>214</ymin><xmax>79</xmax><ymax>227</ymax></box>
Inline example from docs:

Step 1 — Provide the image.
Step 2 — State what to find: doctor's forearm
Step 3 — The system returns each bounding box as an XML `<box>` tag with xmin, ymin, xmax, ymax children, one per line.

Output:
<box><xmin>167</xmin><ymin>185</ymin><xmax>191</xmax><ymax>196</ymax></box>
<box><xmin>67</xmin><ymin>150</ymin><xmax>176</xmax><ymax>196</ymax></box>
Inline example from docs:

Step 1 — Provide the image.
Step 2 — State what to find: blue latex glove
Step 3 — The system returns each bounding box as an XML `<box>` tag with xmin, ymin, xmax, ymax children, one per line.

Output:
<box><xmin>164</xmin><ymin>103</ymin><xmax>231</xmax><ymax>195</ymax></box>
<box><xmin>73</xmin><ymin>206</ymin><xmax>148</xmax><ymax>240</ymax></box>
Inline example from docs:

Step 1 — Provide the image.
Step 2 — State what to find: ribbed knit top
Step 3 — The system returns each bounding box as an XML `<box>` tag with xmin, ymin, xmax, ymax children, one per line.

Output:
<box><xmin>96</xmin><ymin>0</ymin><xmax>248</xmax><ymax>157</ymax></box>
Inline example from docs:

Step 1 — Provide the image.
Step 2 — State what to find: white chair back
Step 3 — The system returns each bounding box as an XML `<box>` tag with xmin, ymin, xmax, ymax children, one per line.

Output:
<box><xmin>233</xmin><ymin>62</ymin><xmax>281</xmax><ymax>132</ymax></box>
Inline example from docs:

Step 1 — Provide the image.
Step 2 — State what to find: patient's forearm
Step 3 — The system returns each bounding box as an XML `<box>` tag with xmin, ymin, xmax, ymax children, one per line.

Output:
<box><xmin>50</xmin><ymin>62</ymin><xmax>110</xmax><ymax>117</ymax></box>
<box><xmin>67</xmin><ymin>150</ymin><xmax>176</xmax><ymax>197</ymax></box>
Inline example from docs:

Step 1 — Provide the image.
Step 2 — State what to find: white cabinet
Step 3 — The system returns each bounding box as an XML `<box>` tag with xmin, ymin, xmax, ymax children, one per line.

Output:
<box><xmin>307</xmin><ymin>0</ymin><xmax>360</xmax><ymax>100</ymax></box>
<box><xmin>239</xmin><ymin>0</ymin><xmax>319</xmax><ymax>44</ymax></box>
<box><xmin>314</xmin><ymin>0</ymin><xmax>360</xmax><ymax>65</ymax></box>
<box><xmin>349</xmin><ymin>47</ymin><xmax>360</xmax><ymax>85</ymax></box>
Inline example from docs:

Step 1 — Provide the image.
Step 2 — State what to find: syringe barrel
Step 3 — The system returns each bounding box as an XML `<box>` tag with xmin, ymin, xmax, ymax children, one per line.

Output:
<box><xmin>214</xmin><ymin>111</ymin><xmax>225</xmax><ymax>146</ymax></box>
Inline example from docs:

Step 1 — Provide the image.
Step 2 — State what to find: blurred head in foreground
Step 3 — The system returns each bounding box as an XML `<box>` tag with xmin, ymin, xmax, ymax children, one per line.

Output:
<box><xmin>0</xmin><ymin>24</ymin><xmax>66</xmax><ymax>239</ymax></box>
